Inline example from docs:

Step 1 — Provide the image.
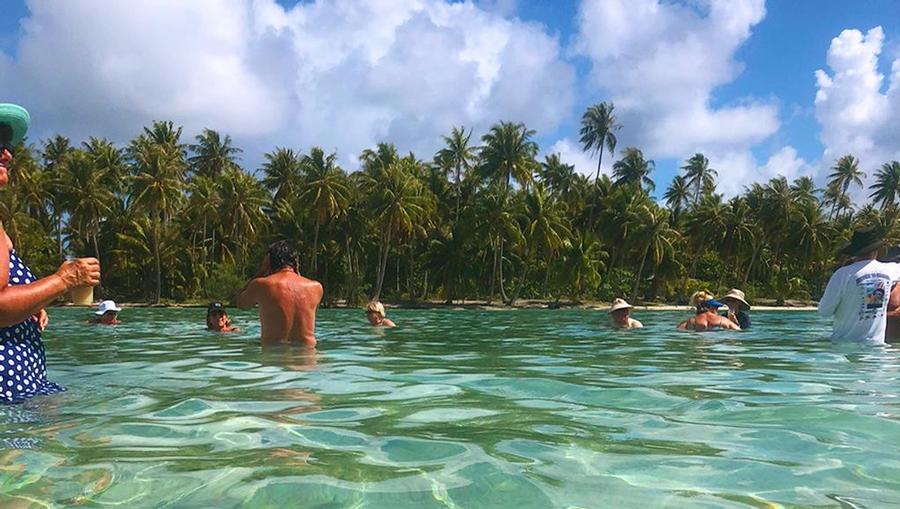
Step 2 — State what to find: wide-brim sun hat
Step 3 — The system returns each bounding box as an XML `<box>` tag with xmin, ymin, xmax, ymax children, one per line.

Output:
<box><xmin>0</xmin><ymin>103</ymin><xmax>31</xmax><ymax>147</ymax></box>
<box><xmin>721</xmin><ymin>289</ymin><xmax>750</xmax><ymax>310</ymax></box>
<box><xmin>609</xmin><ymin>298</ymin><xmax>633</xmax><ymax>313</ymax></box>
<box><xmin>95</xmin><ymin>300</ymin><xmax>122</xmax><ymax>315</ymax></box>
<box><xmin>841</xmin><ymin>226</ymin><xmax>884</xmax><ymax>257</ymax></box>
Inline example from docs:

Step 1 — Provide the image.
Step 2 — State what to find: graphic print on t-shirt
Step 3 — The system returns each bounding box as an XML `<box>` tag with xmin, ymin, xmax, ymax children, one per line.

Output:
<box><xmin>857</xmin><ymin>273</ymin><xmax>891</xmax><ymax>319</ymax></box>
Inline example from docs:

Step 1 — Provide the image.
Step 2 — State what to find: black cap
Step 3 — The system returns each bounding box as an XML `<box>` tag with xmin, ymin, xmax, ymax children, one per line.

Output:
<box><xmin>207</xmin><ymin>301</ymin><xmax>226</xmax><ymax>314</ymax></box>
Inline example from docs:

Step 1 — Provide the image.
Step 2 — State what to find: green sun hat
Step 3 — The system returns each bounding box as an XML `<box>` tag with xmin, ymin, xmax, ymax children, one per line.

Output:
<box><xmin>0</xmin><ymin>103</ymin><xmax>31</xmax><ymax>147</ymax></box>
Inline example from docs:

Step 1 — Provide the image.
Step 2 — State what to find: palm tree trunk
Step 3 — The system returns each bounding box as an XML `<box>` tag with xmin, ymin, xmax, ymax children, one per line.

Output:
<box><xmin>742</xmin><ymin>241</ymin><xmax>761</xmax><ymax>285</ymax></box>
<box><xmin>508</xmin><ymin>257</ymin><xmax>530</xmax><ymax>306</ymax></box>
<box><xmin>373</xmin><ymin>229</ymin><xmax>393</xmax><ymax>301</ymax></box>
<box><xmin>586</xmin><ymin>144</ymin><xmax>605</xmax><ymax>235</ymax></box>
<box><xmin>488</xmin><ymin>238</ymin><xmax>498</xmax><ymax>305</ymax></box>
<box><xmin>56</xmin><ymin>214</ymin><xmax>64</xmax><ymax>262</ymax></box>
<box><xmin>312</xmin><ymin>221</ymin><xmax>320</xmax><ymax>274</ymax></box>
<box><xmin>153</xmin><ymin>219</ymin><xmax>161</xmax><ymax>304</ymax></box>
<box><xmin>498</xmin><ymin>240</ymin><xmax>510</xmax><ymax>304</ymax></box>
<box><xmin>454</xmin><ymin>163</ymin><xmax>462</xmax><ymax>225</ymax></box>
<box><xmin>631</xmin><ymin>243</ymin><xmax>650</xmax><ymax>302</ymax></box>
<box><xmin>543</xmin><ymin>255</ymin><xmax>553</xmax><ymax>298</ymax></box>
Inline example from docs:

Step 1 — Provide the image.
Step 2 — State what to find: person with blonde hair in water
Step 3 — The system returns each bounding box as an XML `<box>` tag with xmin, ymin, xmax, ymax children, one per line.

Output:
<box><xmin>678</xmin><ymin>291</ymin><xmax>741</xmax><ymax>331</ymax></box>
<box><xmin>365</xmin><ymin>301</ymin><xmax>396</xmax><ymax>328</ymax></box>
<box><xmin>608</xmin><ymin>298</ymin><xmax>643</xmax><ymax>329</ymax></box>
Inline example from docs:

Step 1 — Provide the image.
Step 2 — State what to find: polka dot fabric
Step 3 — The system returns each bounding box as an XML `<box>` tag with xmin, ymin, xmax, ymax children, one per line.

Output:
<box><xmin>0</xmin><ymin>250</ymin><xmax>64</xmax><ymax>404</ymax></box>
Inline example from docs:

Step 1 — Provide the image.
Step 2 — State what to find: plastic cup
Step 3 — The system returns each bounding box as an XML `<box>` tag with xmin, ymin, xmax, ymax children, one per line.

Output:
<box><xmin>70</xmin><ymin>285</ymin><xmax>93</xmax><ymax>305</ymax></box>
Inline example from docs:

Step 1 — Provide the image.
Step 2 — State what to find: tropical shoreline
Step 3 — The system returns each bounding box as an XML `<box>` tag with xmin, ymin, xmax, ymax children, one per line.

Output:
<box><xmin>54</xmin><ymin>299</ymin><xmax>819</xmax><ymax>311</ymax></box>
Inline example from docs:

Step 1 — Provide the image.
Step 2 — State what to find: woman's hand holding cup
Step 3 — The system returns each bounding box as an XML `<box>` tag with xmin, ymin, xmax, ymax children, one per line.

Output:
<box><xmin>56</xmin><ymin>258</ymin><xmax>101</xmax><ymax>289</ymax></box>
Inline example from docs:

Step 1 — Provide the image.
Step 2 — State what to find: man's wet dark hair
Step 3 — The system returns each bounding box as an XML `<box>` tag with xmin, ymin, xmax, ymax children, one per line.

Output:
<box><xmin>268</xmin><ymin>240</ymin><xmax>300</xmax><ymax>272</ymax></box>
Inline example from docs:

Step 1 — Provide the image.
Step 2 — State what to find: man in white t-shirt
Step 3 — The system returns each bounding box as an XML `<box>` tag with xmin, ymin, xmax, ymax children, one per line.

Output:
<box><xmin>818</xmin><ymin>227</ymin><xmax>900</xmax><ymax>343</ymax></box>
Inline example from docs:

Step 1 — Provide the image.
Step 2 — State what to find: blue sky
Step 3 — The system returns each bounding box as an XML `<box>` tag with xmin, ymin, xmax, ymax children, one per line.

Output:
<box><xmin>2</xmin><ymin>0</ymin><xmax>900</xmax><ymax>198</ymax></box>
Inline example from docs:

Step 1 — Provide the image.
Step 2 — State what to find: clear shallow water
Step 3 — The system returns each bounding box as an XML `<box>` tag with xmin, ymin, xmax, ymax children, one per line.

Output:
<box><xmin>1</xmin><ymin>308</ymin><xmax>900</xmax><ymax>508</ymax></box>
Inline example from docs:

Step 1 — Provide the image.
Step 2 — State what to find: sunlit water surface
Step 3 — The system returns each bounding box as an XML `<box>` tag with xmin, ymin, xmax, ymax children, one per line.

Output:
<box><xmin>1</xmin><ymin>308</ymin><xmax>900</xmax><ymax>508</ymax></box>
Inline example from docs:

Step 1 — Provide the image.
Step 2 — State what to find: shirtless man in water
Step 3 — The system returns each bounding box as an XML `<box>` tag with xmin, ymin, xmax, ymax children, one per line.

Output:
<box><xmin>237</xmin><ymin>241</ymin><xmax>323</xmax><ymax>347</ymax></box>
<box><xmin>678</xmin><ymin>291</ymin><xmax>741</xmax><ymax>331</ymax></box>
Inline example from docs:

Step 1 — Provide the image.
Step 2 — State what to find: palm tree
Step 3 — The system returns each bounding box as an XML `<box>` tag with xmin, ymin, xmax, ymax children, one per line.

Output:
<box><xmin>217</xmin><ymin>167</ymin><xmax>270</xmax><ymax>267</ymax></box>
<box><xmin>827</xmin><ymin>155</ymin><xmax>864</xmax><ymax>218</ymax></box>
<box><xmin>41</xmin><ymin>135</ymin><xmax>74</xmax><ymax>261</ymax></box>
<box><xmin>63</xmin><ymin>150</ymin><xmax>115</xmax><ymax>263</ymax></box>
<box><xmin>517</xmin><ymin>183</ymin><xmax>571</xmax><ymax>301</ymax></box>
<box><xmin>261</xmin><ymin>148</ymin><xmax>302</xmax><ymax>207</ymax></box>
<box><xmin>629</xmin><ymin>205</ymin><xmax>676</xmax><ymax>302</ymax></box>
<box><xmin>612</xmin><ymin>147</ymin><xmax>655</xmax><ymax>192</ymax></box>
<box><xmin>189</xmin><ymin>129</ymin><xmax>242</xmax><ymax>179</ymax></box>
<box><xmin>579</xmin><ymin>102</ymin><xmax>620</xmax><ymax>231</ymax></box>
<box><xmin>300</xmin><ymin>147</ymin><xmax>350</xmax><ymax>274</ymax></box>
<box><xmin>681</xmin><ymin>153</ymin><xmax>717</xmax><ymax>204</ymax></box>
<box><xmin>538</xmin><ymin>153</ymin><xmax>576</xmax><ymax>196</ymax></box>
<box><xmin>435</xmin><ymin>126</ymin><xmax>477</xmax><ymax>224</ymax></box>
<box><xmin>363</xmin><ymin>157</ymin><xmax>431</xmax><ymax>301</ymax></box>
<box><xmin>664</xmin><ymin>175</ymin><xmax>691</xmax><ymax>224</ymax></box>
<box><xmin>478</xmin><ymin>122</ymin><xmax>538</xmax><ymax>197</ymax></box>
<box><xmin>128</xmin><ymin>124</ymin><xmax>188</xmax><ymax>303</ymax></box>
<box><xmin>869</xmin><ymin>161</ymin><xmax>900</xmax><ymax>211</ymax></box>
<box><xmin>560</xmin><ymin>234</ymin><xmax>605</xmax><ymax>301</ymax></box>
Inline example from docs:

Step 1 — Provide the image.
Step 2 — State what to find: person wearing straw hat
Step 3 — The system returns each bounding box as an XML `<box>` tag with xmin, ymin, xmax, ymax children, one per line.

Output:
<box><xmin>678</xmin><ymin>291</ymin><xmax>741</xmax><ymax>331</ymax></box>
<box><xmin>89</xmin><ymin>300</ymin><xmax>121</xmax><ymax>325</ymax></box>
<box><xmin>609</xmin><ymin>298</ymin><xmax>643</xmax><ymax>329</ymax></box>
<box><xmin>818</xmin><ymin>226</ymin><xmax>900</xmax><ymax>343</ymax></box>
<box><xmin>720</xmin><ymin>288</ymin><xmax>751</xmax><ymax>329</ymax></box>
<box><xmin>0</xmin><ymin>103</ymin><xmax>101</xmax><ymax>403</ymax></box>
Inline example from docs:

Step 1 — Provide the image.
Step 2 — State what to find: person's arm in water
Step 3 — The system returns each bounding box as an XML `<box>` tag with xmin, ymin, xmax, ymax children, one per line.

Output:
<box><xmin>0</xmin><ymin>233</ymin><xmax>100</xmax><ymax>327</ymax></box>
<box><xmin>719</xmin><ymin>316</ymin><xmax>741</xmax><ymax>330</ymax></box>
<box><xmin>817</xmin><ymin>267</ymin><xmax>844</xmax><ymax>317</ymax></box>
<box><xmin>630</xmin><ymin>318</ymin><xmax>643</xmax><ymax>329</ymax></box>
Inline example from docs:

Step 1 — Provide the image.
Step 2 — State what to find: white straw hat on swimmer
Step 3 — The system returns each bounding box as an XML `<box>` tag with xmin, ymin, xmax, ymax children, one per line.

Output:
<box><xmin>95</xmin><ymin>300</ymin><xmax>122</xmax><ymax>315</ymax></box>
<box><xmin>609</xmin><ymin>298</ymin><xmax>633</xmax><ymax>313</ymax></box>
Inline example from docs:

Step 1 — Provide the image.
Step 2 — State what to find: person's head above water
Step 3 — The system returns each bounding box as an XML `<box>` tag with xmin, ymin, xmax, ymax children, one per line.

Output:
<box><xmin>689</xmin><ymin>291</ymin><xmax>723</xmax><ymax>314</ymax></box>
<box><xmin>207</xmin><ymin>301</ymin><xmax>230</xmax><ymax>330</ymax></box>
<box><xmin>366</xmin><ymin>301</ymin><xmax>386</xmax><ymax>324</ymax></box>
<box><xmin>94</xmin><ymin>300</ymin><xmax>121</xmax><ymax>325</ymax></box>
<box><xmin>609</xmin><ymin>298</ymin><xmax>634</xmax><ymax>326</ymax></box>
<box><xmin>267</xmin><ymin>240</ymin><xmax>300</xmax><ymax>273</ymax></box>
<box><xmin>365</xmin><ymin>301</ymin><xmax>396</xmax><ymax>327</ymax></box>
<box><xmin>0</xmin><ymin>103</ymin><xmax>31</xmax><ymax>188</ymax></box>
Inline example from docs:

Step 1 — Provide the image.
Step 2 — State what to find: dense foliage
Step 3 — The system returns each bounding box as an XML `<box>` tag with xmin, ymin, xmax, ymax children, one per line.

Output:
<box><xmin>2</xmin><ymin>104</ymin><xmax>895</xmax><ymax>306</ymax></box>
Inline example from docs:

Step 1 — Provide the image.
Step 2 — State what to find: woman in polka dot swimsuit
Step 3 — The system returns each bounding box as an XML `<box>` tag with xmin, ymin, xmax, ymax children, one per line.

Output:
<box><xmin>0</xmin><ymin>103</ymin><xmax>102</xmax><ymax>404</ymax></box>
<box><xmin>1</xmin><ymin>252</ymin><xmax>66</xmax><ymax>402</ymax></box>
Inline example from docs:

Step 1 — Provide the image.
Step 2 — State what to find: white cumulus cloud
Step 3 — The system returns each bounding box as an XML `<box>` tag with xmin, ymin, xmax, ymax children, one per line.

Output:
<box><xmin>814</xmin><ymin>26</ymin><xmax>900</xmax><ymax>190</ymax></box>
<box><xmin>0</xmin><ymin>0</ymin><xmax>575</xmax><ymax>170</ymax></box>
<box><xmin>574</xmin><ymin>0</ymin><xmax>778</xmax><ymax>159</ymax></box>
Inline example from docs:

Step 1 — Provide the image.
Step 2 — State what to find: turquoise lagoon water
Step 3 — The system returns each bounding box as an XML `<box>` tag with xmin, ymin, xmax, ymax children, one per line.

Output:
<box><xmin>1</xmin><ymin>308</ymin><xmax>900</xmax><ymax>508</ymax></box>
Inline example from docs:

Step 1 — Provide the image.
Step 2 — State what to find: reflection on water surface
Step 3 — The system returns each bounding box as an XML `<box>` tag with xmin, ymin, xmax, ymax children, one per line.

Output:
<box><xmin>1</xmin><ymin>308</ymin><xmax>899</xmax><ymax>508</ymax></box>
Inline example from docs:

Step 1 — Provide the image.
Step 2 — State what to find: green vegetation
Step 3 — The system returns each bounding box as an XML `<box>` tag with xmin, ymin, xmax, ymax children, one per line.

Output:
<box><xmin>2</xmin><ymin>103</ymin><xmax>896</xmax><ymax>306</ymax></box>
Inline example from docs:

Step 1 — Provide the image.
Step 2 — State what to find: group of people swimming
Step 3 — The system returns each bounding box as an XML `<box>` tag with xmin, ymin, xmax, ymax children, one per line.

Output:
<box><xmin>607</xmin><ymin>289</ymin><xmax>752</xmax><ymax>331</ymax></box>
<box><xmin>1</xmin><ymin>101</ymin><xmax>899</xmax><ymax>407</ymax></box>
<box><xmin>84</xmin><ymin>245</ymin><xmax>396</xmax><ymax>336</ymax></box>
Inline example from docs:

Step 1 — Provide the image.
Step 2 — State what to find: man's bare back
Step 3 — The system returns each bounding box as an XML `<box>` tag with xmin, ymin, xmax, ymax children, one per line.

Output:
<box><xmin>237</xmin><ymin>244</ymin><xmax>323</xmax><ymax>347</ymax></box>
<box><xmin>678</xmin><ymin>311</ymin><xmax>740</xmax><ymax>332</ymax></box>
